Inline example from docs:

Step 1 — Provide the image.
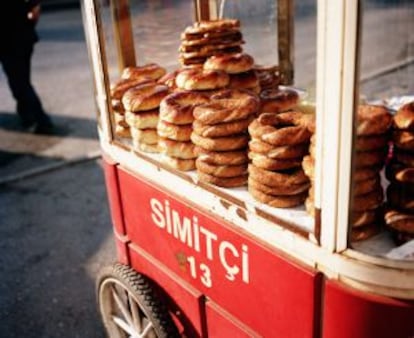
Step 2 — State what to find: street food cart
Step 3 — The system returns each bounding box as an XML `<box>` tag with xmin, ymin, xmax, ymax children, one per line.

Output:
<box><xmin>81</xmin><ymin>0</ymin><xmax>414</xmax><ymax>337</ymax></box>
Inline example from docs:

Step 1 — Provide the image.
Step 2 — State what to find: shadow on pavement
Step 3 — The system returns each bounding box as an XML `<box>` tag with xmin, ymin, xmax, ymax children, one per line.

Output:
<box><xmin>0</xmin><ymin>111</ymin><xmax>97</xmax><ymax>140</ymax></box>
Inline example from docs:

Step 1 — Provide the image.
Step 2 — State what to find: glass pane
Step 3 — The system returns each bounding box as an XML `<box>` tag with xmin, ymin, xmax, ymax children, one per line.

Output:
<box><xmin>351</xmin><ymin>0</ymin><xmax>414</xmax><ymax>259</ymax></box>
<box><xmin>99</xmin><ymin>0</ymin><xmax>318</xmax><ymax>236</ymax></box>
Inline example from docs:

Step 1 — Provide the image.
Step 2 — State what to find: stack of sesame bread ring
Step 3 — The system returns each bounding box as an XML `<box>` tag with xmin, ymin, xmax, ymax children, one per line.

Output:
<box><xmin>302</xmin><ymin>118</ymin><xmax>316</xmax><ymax>216</ymax></box>
<box><xmin>253</xmin><ymin>65</ymin><xmax>280</xmax><ymax>92</ymax></box>
<box><xmin>204</xmin><ymin>52</ymin><xmax>259</xmax><ymax>94</ymax></box>
<box><xmin>192</xmin><ymin>89</ymin><xmax>260</xmax><ymax>187</ymax></box>
<box><xmin>158</xmin><ymin>91</ymin><xmax>209</xmax><ymax>171</ymax></box>
<box><xmin>385</xmin><ymin>101</ymin><xmax>414</xmax><ymax>244</ymax></box>
<box><xmin>248</xmin><ymin>111</ymin><xmax>313</xmax><ymax>207</ymax></box>
<box><xmin>157</xmin><ymin>65</ymin><xmax>231</xmax><ymax>171</ymax></box>
<box><xmin>179</xmin><ymin>19</ymin><xmax>244</xmax><ymax>68</ymax></box>
<box><xmin>350</xmin><ymin>104</ymin><xmax>393</xmax><ymax>241</ymax></box>
<box><xmin>121</xmin><ymin>66</ymin><xmax>169</xmax><ymax>153</ymax></box>
<box><xmin>110</xmin><ymin>63</ymin><xmax>167</xmax><ymax>141</ymax></box>
<box><xmin>259</xmin><ymin>87</ymin><xmax>299</xmax><ymax>114</ymax></box>
<box><xmin>110</xmin><ymin>78</ymin><xmax>153</xmax><ymax>138</ymax></box>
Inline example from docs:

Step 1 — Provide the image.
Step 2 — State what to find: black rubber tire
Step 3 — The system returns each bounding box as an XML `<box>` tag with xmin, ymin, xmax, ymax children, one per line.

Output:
<box><xmin>96</xmin><ymin>263</ymin><xmax>180</xmax><ymax>338</ymax></box>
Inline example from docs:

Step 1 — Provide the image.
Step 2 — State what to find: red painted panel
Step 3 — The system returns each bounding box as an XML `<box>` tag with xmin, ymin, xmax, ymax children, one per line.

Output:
<box><xmin>206</xmin><ymin>301</ymin><xmax>260</xmax><ymax>338</ymax></box>
<box><xmin>103</xmin><ymin>160</ymin><xmax>126</xmax><ymax>235</ymax></box>
<box><xmin>113</xmin><ymin>229</ymin><xmax>130</xmax><ymax>265</ymax></box>
<box><xmin>323</xmin><ymin>280</ymin><xmax>414</xmax><ymax>338</ymax></box>
<box><xmin>118</xmin><ymin>168</ymin><xmax>322</xmax><ymax>338</ymax></box>
<box><xmin>129</xmin><ymin>243</ymin><xmax>206</xmax><ymax>337</ymax></box>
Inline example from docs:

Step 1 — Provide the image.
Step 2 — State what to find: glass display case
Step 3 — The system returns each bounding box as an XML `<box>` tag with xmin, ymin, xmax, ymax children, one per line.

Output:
<box><xmin>82</xmin><ymin>0</ymin><xmax>414</xmax><ymax>337</ymax></box>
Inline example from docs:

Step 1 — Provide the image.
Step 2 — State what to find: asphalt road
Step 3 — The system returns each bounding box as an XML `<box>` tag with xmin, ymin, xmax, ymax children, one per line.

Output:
<box><xmin>0</xmin><ymin>1</ymin><xmax>413</xmax><ymax>337</ymax></box>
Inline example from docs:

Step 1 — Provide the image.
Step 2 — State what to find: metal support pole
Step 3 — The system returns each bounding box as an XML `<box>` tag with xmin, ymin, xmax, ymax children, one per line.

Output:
<box><xmin>277</xmin><ymin>0</ymin><xmax>294</xmax><ymax>85</ymax></box>
<box><xmin>110</xmin><ymin>0</ymin><xmax>136</xmax><ymax>72</ymax></box>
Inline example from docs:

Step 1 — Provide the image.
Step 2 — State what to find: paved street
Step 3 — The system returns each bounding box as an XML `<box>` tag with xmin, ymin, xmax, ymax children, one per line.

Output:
<box><xmin>0</xmin><ymin>1</ymin><xmax>413</xmax><ymax>337</ymax></box>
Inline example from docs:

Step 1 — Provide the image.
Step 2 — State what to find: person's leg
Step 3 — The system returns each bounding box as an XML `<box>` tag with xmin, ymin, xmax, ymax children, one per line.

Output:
<box><xmin>0</xmin><ymin>43</ymin><xmax>52</xmax><ymax>128</ymax></box>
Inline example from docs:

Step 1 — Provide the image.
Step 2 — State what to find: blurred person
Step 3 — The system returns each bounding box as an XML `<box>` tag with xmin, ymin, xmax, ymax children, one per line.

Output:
<box><xmin>0</xmin><ymin>0</ymin><xmax>54</xmax><ymax>133</ymax></box>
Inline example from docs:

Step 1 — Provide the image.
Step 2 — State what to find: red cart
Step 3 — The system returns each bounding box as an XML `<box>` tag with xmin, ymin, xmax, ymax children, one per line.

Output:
<box><xmin>81</xmin><ymin>0</ymin><xmax>414</xmax><ymax>337</ymax></box>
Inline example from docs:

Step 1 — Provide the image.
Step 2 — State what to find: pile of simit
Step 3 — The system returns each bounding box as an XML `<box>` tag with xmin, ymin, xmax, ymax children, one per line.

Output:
<box><xmin>385</xmin><ymin>101</ymin><xmax>414</xmax><ymax>244</ymax></box>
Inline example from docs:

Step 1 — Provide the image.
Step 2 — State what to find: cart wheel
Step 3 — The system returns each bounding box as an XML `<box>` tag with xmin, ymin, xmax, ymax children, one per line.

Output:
<box><xmin>97</xmin><ymin>263</ymin><xmax>179</xmax><ymax>338</ymax></box>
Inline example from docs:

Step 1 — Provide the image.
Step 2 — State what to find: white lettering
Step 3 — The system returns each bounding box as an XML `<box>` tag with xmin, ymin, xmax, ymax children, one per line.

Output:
<box><xmin>242</xmin><ymin>244</ymin><xmax>249</xmax><ymax>283</ymax></box>
<box><xmin>172</xmin><ymin>211</ymin><xmax>193</xmax><ymax>247</ymax></box>
<box><xmin>200</xmin><ymin>227</ymin><xmax>218</xmax><ymax>260</ymax></box>
<box><xmin>165</xmin><ymin>200</ymin><xmax>172</xmax><ymax>234</ymax></box>
<box><xmin>219</xmin><ymin>241</ymin><xmax>240</xmax><ymax>281</ymax></box>
<box><xmin>150</xmin><ymin>198</ymin><xmax>165</xmax><ymax>228</ymax></box>
<box><xmin>193</xmin><ymin>216</ymin><xmax>200</xmax><ymax>252</ymax></box>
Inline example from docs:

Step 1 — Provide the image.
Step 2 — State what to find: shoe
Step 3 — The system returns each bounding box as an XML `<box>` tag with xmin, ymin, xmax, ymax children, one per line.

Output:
<box><xmin>33</xmin><ymin>120</ymin><xmax>55</xmax><ymax>135</ymax></box>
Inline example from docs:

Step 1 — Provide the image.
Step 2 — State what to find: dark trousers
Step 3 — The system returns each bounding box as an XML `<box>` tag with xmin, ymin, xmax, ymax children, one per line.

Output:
<box><xmin>0</xmin><ymin>43</ymin><xmax>48</xmax><ymax>126</ymax></box>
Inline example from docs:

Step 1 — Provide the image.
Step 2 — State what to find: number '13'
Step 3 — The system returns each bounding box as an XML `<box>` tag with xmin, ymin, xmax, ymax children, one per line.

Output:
<box><xmin>187</xmin><ymin>256</ymin><xmax>212</xmax><ymax>288</ymax></box>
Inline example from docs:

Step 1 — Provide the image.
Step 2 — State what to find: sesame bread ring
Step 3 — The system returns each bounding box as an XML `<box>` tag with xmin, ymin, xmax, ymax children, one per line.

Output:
<box><xmin>248</xmin><ymin>152</ymin><xmax>302</xmax><ymax>171</ymax></box>
<box><xmin>248</xmin><ymin>176</ymin><xmax>310</xmax><ymax>196</ymax></box>
<box><xmin>179</xmin><ymin>41</ymin><xmax>243</xmax><ymax>54</ymax></box>
<box><xmin>115</xmin><ymin>125</ymin><xmax>131</xmax><ymax>138</ymax></box>
<box><xmin>248</xmin><ymin>164</ymin><xmax>309</xmax><ymax>188</ymax></box>
<box><xmin>210</xmin><ymin>87</ymin><xmax>260</xmax><ymax>103</ymax></box>
<box><xmin>196</xmin><ymin>158</ymin><xmax>247</xmax><ymax>178</ymax></box>
<box><xmin>195</xmin><ymin>147</ymin><xmax>248</xmax><ymax>166</ymax></box>
<box><xmin>184</xmin><ymin>19</ymin><xmax>240</xmax><ymax>35</ymax></box>
<box><xmin>353</xmin><ymin>176</ymin><xmax>381</xmax><ymax>196</ymax></box>
<box><xmin>162</xmin><ymin>156</ymin><xmax>195</xmax><ymax>171</ymax></box>
<box><xmin>198</xmin><ymin>172</ymin><xmax>247</xmax><ymax>188</ymax></box>
<box><xmin>228</xmin><ymin>70</ymin><xmax>259</xmax><ymax>90</ymax></box>
<box><xmin>158</xmin><ymin>138</ymin><xmax>196</xmax><ymax>159</ymax></box>
<box><xmin>121</xmin><ymin>63</ymin><xmax>166</xmax><ymax>81</ymax></box>
<box><xmin>248</xmin><ymin>185</ymin><xmax>307</xmax><ymax>208</ymax></box>
<box><xmin>122</xmin><ymin>83</ymin><xmax>169</xmax><ymax>112</ymax></box>
<box><xmin>157</xmin><ymin>70</ymin><xmax>181</xmax><ymax>90</ymax></box>
<box><xmin>159</xmin><ymin>91</ymin><xmax>209</xmax><ymax>125</ymax></box>
<box><xmin>132</xmin><ymin>141</ymin><xmax>160</xmax><ymax>153</ymax></box>
<box><xmin>191</xmin><ymin>133</ymin><xmax>249</xmax><ymax>151</ymax></box>
<box><xmin>204</xmin><ymin>53</ymin><xmax>254</xmax><ymax>74</ymax></box>
<box><xmin>352</xmin><ymin>186</ymin><xmax>384</xmax><ymax>212</ymax></box>
<box><xmin>114</xmin><ymin>111</ymin><xmax>129</xmax><ymax>127</ymax></box>
<box><xmin>355</xmin><ymin>134</ymin><xmax>389</xmax><ymax>152</ymax></box>
<box><xmin>110</xmin><ymin>77</ymin><xmax>154</xmax><ymax>100</ymax></box>
<box><xmin>181</xmin><ymin>31</ymin><xmax>242</xmax><ymax>47</ymax></box>
<box><xmin>350</xmin><ymin>224</ymin><xmax>380</xmax><ymax>242</ymax></box>
<box><xmin>357</xmin><ymin>105</ymin><xmax>392</xmax><ymax>136</ymax></box>
<box><xmin>248</xmin><ymin>112</ymin><xmax>312</xmax><ymax>147</ymax></box>
<box><xmin>175</xmin><ymin>68</ymin><xmax>229</xmax><ymax>90</ymax></box>
<box><xmin>392</xmin><ymin>130</ymin><xmax>414</xmax><ymax>151</ymax></box>
<box><xmin>249</xmin><ymin>139</ymin><xmax>309</xmax><ymax>160</ymax></box>
<box><xmin>394</xmin><ymin>101</ymin><xmax>414</xmax><ymax>131</ymax></box>
<box><xmin>157</xmin><ymin>120</ymin><xmax>192</xmax><ymax>141</ymax></box>
<box><xmin>386</xmin><ymin>183</ymin><xmax>414</xmax><ymax>212</ymax></box>
<box><xmin>125</xmin><ymin>110</ymin><xmax>159</xmax><ymax>129</ymax></box>
<box><xmin>193</xmin><ymin>98</ymin><xmax>257</xmax><ymax>125</ymax></box>
<box><xmin>302</xmin><ymin>155</ymin><xmax>315</xmax><ymax>180</ymax></box>
<box><xmin>130</xmin><ymin>128</ymin><xmax>159</xmax><ymax>144</ymax></box>
<box><xmin>354</xmin><ymin>167</ymin><xmax>380</xmax><ymax>182</ymax></box>
<box><xmin>193</xmin><ymin>116</ymin><xmax>253</xmax><ymax>138</ymax></box>
<box><xmin>305</xmin><ymin>196</ymin><xmax>315</xmax><ymax>217</ymax></box>
<box><xmin>385</xmin><ymin>162</ymin><xmax>414</xmax><ymax>183</ymax></box>
<box><xmin>180</xmin><ymin>46</ymin><xmax>243</xmax><ymax>60</ymax></box>
<box><xmin>351</xmin><ymin>208</ymin><xmax>382</xmax><ymax>228</ymax></box>
<box><xmin>112</xmin><ymin>99</ymin><xmax>124</xmax><ymax>113</ymax></box>
<box><xmin>385</xmin><ymin>209</ymin><xmax>414</xmax><ymax>234</ymax></box>
<box><xmin>355</xmin><ymin>150</ymin><xmax>387</xmax><ymax>168</ymax></box>
<box><xmin>260</xmin><ymin>88</ymin><xmax>299</xmax><ymax>113</ymax></box>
